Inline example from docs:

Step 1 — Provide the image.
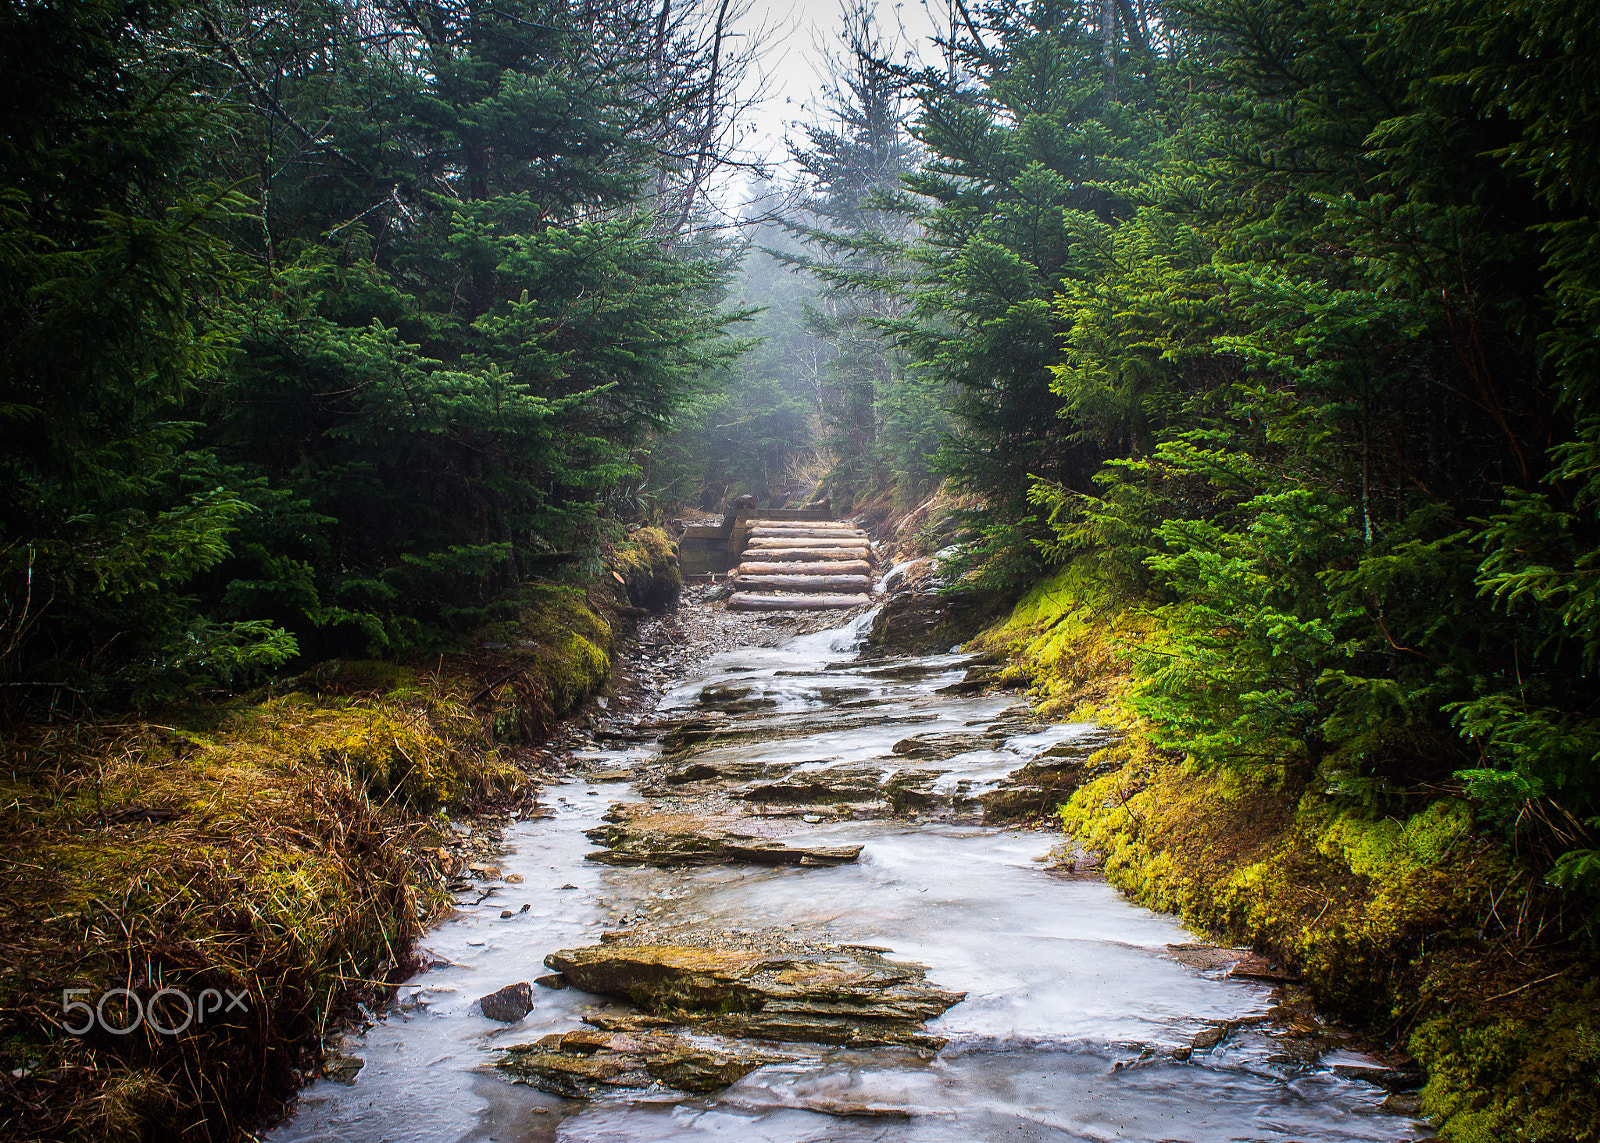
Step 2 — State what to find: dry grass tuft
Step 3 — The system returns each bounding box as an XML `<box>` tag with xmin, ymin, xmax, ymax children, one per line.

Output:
<box><xmin>0</xmin><ymin>555</ymin><xmax>679</xmax><ymax>1141</ymax></box>
<box><xmin>0</xmin><ymin>703</ymin><xmax>459</xmax><ymax>1141</ymax></box>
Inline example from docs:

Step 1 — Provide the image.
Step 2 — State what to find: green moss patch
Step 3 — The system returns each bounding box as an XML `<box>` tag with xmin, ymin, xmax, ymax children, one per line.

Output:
<box><xmin>0</xmin><ymin>712</ymin><xmax>455</xmax><ymax>1141</ymax></box>
<box><xmin>982</xmin><ymin>566</ymin><xmax>1600</xmax><ymax>1143</ymax></box>
<box><xmin>610</xmin><ymin>526</ymin><xmax>682</xmax><ymax>612</ymax></box>
<box><xmin>967</xmin><ymin>563</ymin><xmax>1152</xmax><ymax>721</ymax></box>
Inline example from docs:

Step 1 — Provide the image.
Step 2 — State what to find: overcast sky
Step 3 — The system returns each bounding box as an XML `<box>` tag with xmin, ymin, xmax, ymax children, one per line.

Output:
<box><xmin>734</xmin><ymin>0</ymin><xmax>946</xmax><ymax>165</ymax></box>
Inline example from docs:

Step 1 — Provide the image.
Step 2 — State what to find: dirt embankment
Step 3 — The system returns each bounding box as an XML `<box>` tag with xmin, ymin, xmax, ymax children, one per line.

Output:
<box><xmin>0</xmin><ymin>530</ymin><xmax>683</xmax><ymax>1143</ymax></box>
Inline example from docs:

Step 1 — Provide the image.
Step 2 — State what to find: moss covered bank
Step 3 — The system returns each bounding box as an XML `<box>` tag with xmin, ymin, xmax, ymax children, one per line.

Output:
<box><xmin>0</xmin><ymin>530</ymin><xmax>680</xmax><ymax>1142</ymax></box>
<box><xmin>971</xmin><ymin>566</ymin><xmax>1600</xmax><ymax>1142</ymax></box>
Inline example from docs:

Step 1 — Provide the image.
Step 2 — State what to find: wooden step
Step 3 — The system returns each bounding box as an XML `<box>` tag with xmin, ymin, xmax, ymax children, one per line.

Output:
<box><xmin>743</xmin><ymin>517</ymin><xmax>859</xmax><ymax>525</ymax></box>
<box><xmin>747</xmin><ymin>527</ymin><xmax>867</xmax><ymax>540</ymax></box>
<box><xmin>745</xmin><ymin>536</ymin><xmax>872</xmax><ymax>549</ymax></box>
<box><xmin>739</xmin><ymin>547</ymin><xmax>873</xmax><ymax>562</ymax></box>
<box><xmin>727</xmin><ymin>592</ymin><xmax>873</xmax><ymax>612</ymax></box>
<box><xmin>730</xmin><ymin>575</ymin><xmax>874</xmax><ymax>593</ymax></box>
<box><xmin>737</xmin><ymin>560</ymin><xmax>873</xmax><ymax>577</ymax></box>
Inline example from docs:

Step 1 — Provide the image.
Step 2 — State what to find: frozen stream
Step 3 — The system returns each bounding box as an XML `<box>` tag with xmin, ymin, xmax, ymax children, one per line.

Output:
<box><xmin>272</xmin><ymin>612</ymin><xmax>1429</xmax><ymax>1143</ymax></box>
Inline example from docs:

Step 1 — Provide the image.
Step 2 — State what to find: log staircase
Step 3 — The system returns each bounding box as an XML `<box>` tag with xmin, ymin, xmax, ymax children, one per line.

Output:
<box><xmin>726</xmin><ymin>519</ymin><xmax>876</xmax><ymax>611</ymax></box>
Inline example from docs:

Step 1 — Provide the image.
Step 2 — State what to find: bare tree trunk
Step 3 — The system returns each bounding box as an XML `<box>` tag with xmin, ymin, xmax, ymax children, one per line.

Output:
<box><xmin>667</xmin><ymin>0</ymin><xmax>731</xmax><ymax>239</ymax></box>
<box><xmin>1116</xmin><ymin>0</ymin><xmax>1148</xmax><ymax>53</ymax></box>
<box><xmin>652</xmin><ymin>0</ymin><xmax>673</xmax><ymax>204</ymax></box>
<box><xmin>1101</xmin><ymin>0</ymin><xmax>1116</xmax><ymax>98</ymax></box>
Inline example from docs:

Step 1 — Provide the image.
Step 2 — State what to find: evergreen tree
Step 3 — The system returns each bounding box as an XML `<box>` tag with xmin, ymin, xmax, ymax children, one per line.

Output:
<box><xmin>0</xmin><ymin>0</ymin><xmax>749</xmax><ymax>700</ymax></box>
<box><xmin>0</xmin><ymin>0</ymin><xmax>294</xmax><ymax>708</ymax></box>
<box><xmin>195</xmin><ymin>0</ymin><xmax>744</xmax><ymax>654</ymax></box>
<box><xmin>899</xmin><ymin>0</ymin><xmax>1164</xmax><ymax>585</ymax></box>
<box><xmin>779</xmin><ymin>2</ymin><xmax>931</xmax><ymax>510</ymax></box>
<box><xmin>1023</xmin><ymin>0</ymin><xmax>1600</xmax><ymax>891</ymax></box>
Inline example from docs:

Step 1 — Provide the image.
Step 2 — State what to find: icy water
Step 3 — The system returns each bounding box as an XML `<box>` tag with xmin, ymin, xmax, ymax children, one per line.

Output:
<box><xmin>272</xmin><ymin>613</ymin><xmax>1430</xmax><ymax>1143</ymax></box>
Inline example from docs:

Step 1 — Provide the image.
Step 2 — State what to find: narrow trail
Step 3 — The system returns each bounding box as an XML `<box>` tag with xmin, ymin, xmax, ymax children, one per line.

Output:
<box><xmin>271</xmin><ymin>591</ymin><xmax>1431</xmax><ymax>1143</ymax></box>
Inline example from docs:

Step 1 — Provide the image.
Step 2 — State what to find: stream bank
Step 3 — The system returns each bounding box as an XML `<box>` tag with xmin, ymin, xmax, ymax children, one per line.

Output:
<box><xmin>971</xmin><ymin>563</ymin><xmax>1600</xmax><ymax>1143</ymax></box>
<box><xmin>0</xmin><ymin>530</ymin><xmax>682</xmax><ymax>1143</ymax></box>
<box><xmin>268</xmin><ymin>592</ymin><xmax>1430</xmax><ymax>1143</ymax></box>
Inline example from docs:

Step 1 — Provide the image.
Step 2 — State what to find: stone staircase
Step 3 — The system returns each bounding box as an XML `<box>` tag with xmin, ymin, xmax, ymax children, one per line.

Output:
<box><xmin>726</xmin><ymin>520</ymin><xmax>875</xmax><ymax>612</ymax></box>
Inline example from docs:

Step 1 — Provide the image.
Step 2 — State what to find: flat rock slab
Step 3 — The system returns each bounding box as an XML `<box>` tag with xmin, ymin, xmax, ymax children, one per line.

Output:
<box><xmin>699</xmin><ymin>1009</ymin><xmax>948</xmax><ymax>1051</ymax></box>
<box><xmin>661</xmin><ymin>758</ymin><xmax>777</xmax><ymax>785</ymax></box>
<box><xmin>543</xmin><ymin>942</ymin><xmax>964</xmax><ymax>1049</ymax></box>
<box><xmin>721</xmin><ymin>839</ymin><xmax>863</xmax><ymax>866</ymax></box>
<box><xmin>741</xmin><ymin>767</ymin><xmax>887</xmax><ymax>803</ymax></box>
<box><xmin>882</xmin><ymin>767</ymin><xmax>954</xmax><ymax>812</ymax></box>
<box><xmin>729</xmin><ymin>592</ymin><xmax>873</xmax><ymax>611</ymax></box>
<box><xmin>696</xmin><ymin>683</ymin><xmax>778</xmax><ymax>713</ymax></box>
<box><xmin>585</xmin><ymin>806</ymin><xmax>863</xmax><ymax>867</ymax></box>
<box><xmin>658</xmin><ymin>709</ymin><xmax>934</xmax><ymax>753</ymax></box>
<box><xmin>860</xmin><ymin>662</ymin><xmax>951</xmax><ymax>680</ymax></box>
<box><xmin>498</xmin><ymin>1028</ymin><xmax>782</xmax><ymax>1098</ymax></box>
<box><xmin>891</xmin><ymin>732</ymin><xmax>996</xmax><ymax>761</ymax></box>
<box><xmin>787</xmin><ymin>1098</ymin><xmax>914</xmax><ymax>1119</ymax></box>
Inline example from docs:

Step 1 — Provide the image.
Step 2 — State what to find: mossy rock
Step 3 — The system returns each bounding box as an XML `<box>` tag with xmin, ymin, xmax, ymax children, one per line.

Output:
<box><xmin>867</xmin><ymin>588</ymin><xmax>1009</xmax><ymax>654</ymax></box>
<box><xmin>471</xmin><ymin>583</ymin><xmax>618</xmax><ymax>739</ymax></box>
<box><xmin>299</xmin><ymin>658</ymin><xmax>411</xmax><ymax>697</ymax></box>
<box><xmin>611</xmin><ymin>526</ymin><xmax>682</xmax><ymax>611</ymax></box>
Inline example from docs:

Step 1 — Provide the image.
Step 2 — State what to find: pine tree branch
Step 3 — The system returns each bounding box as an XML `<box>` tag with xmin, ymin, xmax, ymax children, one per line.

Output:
<box><xmin>195</xmin><ymin>6</ymin><xmax>368</xmax><ymax>177</ymax></box>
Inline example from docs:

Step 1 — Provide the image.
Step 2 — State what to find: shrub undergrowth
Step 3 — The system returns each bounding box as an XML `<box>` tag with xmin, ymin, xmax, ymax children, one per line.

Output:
<box><xmin>982</xmin><ymin>563</ymin><xmax>1600</xmax><ymax>1142</ymax></box>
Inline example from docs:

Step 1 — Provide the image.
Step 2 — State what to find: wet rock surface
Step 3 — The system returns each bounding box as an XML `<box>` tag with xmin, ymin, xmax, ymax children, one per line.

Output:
<box><xmin>864</xmin><ymin>559</ymin><xmax>1010</xmax><ymax>653</ymax></box>
<box><xmin>584</xmin><ymin>804</ymin><xmax>863</xmax><ymax>867</ymax></box>
<box><xmin>273</xmin><ymin>583</ymin><xmax>1432</xmax><ymax>1143</ymax></box>
<box><xmin>543</xmin><ymin>937</ymin><xmax>964</xmax><ymax>1051</ymax></box>
<box><xmin>498</xmin><ymin>1028</ymin><xmax>782</xmax><ymax>1098</ymax></box>
<box><xmin>320</xmin><ymin>1052</ymin><xmax>364</xmax><ymax>1084</ymax></box>
<box><xmin>635</xmin><ymin>686</ymin><xmax>1095</xmax><ymax>827</ymax></box>
<box><xmin>980</xmin><ymin>758</ymin><xmax>1098</xmax><ymax>824</ymax></box>
<box><xmin>478</xmin><ymin>981</ymin><xmax>535</xmax><ymax>1022</ymax></box>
